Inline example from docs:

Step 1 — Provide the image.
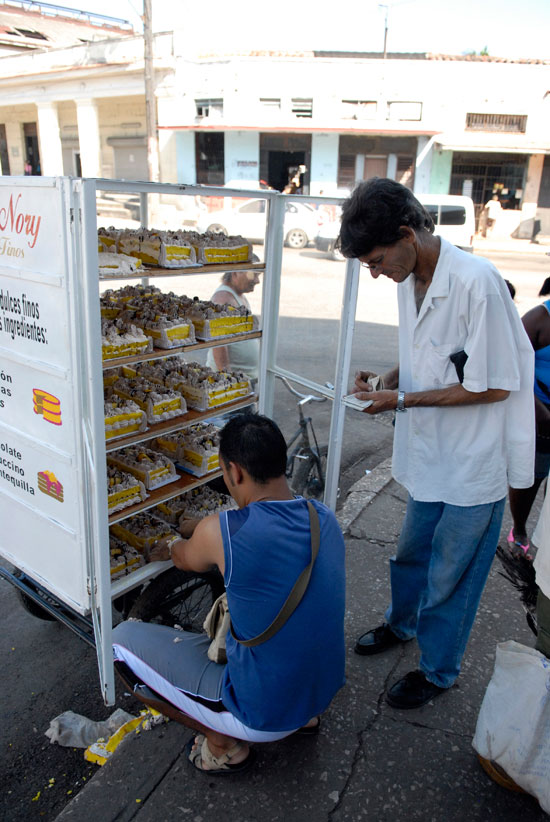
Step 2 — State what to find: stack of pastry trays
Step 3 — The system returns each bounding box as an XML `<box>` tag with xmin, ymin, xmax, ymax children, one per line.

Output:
<box><xmin>102</xmin><ymin>363</ymin><xmax>252</xmax><ymax>442</ymax></box>
<box><xmin>150</xmin><ymin>485</ymin><xmax>236</xmax><ymax>525</ymax></box>
<box><xmin>98</xmin><ymin>226</ymin><xmax>252</xmax><ymax>270</ymax></box>
<box><xmin>108</xmin><ymin>486</ymin><xmax>235</xmax><ymax>578</ymax></box>
<box><xmin>122</xmin><ymin>358</ymin><xmax>253</xmax><ymax>412</ymax></box>
<box><xmin>107</xmin><ymin>465</ymin><xmax>148</xmax><ymax>514</ymax></box>
<box><xmin>109</xmin><ymin>513</ymin><xmax>175</xmax><ymax>579</ymax></box>
<box><xmin>153</xmin><ymin>422</ymin><xmax>221</xmax><ymax>477</ymax></box>
<box><xmin>109</xmin><ymin>534</ymin><xmax>145</xmax><ymax>580</ymax></box>
<box><xmin>107</xmin><ymin>444</ymin><xmax>178</xmax><ymax>490</ymax></box>
<box><xmin>99</xmin><ymin>285</ymin><xmax>257</xmax><ymax>360</ymax></box>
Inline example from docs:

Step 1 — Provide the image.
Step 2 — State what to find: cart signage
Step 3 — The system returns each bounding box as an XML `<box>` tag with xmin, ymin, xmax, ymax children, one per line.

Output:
<box><xmin>0</xmin><ymin>187</ymin><xmax>63</xmax><ymax>275</ymax></box>
<box><xmin>0</xmin><ymin>179</ymin><xmax>87</xmax><ymax>615</ymax></box>
<box><xmin>0</xmin><ymin>274</ymin><xmax>71</xmax><ymax>369</ymax></box>
<box><xmin>0</xmin><ymin>493</ymin><xmax>85</xmax><ymax>612</ymax></box>
<box><xmin>0</xmin><ymin>363</ymin><xmax>73</xmax><ymax>453</ymax></box>
<box><xmin>0</xmin><ymin>426</ymin><xmax>78</xmax><ymax>531</ymax></box>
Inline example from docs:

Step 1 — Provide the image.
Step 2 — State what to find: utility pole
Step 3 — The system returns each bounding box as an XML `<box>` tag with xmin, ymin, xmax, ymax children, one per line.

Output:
<box><xmin>143</xmin><ymin>0</ymin><xmax>159</xmax><ymax>183</ymax></box>
<box><xmin>379</xmin><ymin>4</ymin><xmax>388</xmax><ymax>58</ymax></box>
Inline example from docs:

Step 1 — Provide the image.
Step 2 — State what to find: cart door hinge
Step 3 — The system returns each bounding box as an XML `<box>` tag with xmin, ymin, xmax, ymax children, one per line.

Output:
<box><xmin>86</xmin><ymin>577</ymin><xmax>96</xmax><ymax>597</ymax></box>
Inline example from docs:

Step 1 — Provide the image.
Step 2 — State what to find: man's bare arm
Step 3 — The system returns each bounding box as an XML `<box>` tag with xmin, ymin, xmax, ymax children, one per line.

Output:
<box><xmin>212</xmin><ymin>345</ymin><xmax>231</xmax><ymax>370</ymax></box>
<box><xmin>149</xmin><ymin>515</ymin><xmax>224</xmax><ymax>573</ymax></box>
<box><xmin>357</xmin><ymin>384</ymin><xmax>510</xmax><ymax>415</ymax></box>
<box><xmin>210</xmin><ymin>288</ymin><xmax>238</xmax><ymax>371</ymax></box>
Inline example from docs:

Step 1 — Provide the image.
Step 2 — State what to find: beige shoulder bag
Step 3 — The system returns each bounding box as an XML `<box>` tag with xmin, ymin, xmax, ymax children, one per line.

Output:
<box><xmin>203</xmin><ymin>501</ymin><xmax>320</xmax><ymax>664</ymax></box>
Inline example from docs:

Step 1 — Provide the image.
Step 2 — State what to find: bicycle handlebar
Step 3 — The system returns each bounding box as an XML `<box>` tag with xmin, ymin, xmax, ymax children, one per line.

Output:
<box><xmin>276</xmin><ymin>374</ymin><xmax>327</xmax><ymax>403</ymax></box>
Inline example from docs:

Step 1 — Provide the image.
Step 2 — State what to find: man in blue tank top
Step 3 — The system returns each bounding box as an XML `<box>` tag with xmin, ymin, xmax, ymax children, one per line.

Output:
<box><xmin>113</xmin><ymin>413</ymin><xmax>345</xmax><ymax>775</ymax></box>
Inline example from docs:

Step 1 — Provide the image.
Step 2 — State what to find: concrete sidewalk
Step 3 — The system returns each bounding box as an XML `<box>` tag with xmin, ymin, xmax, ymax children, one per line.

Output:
<box><xmin>474</xmin><ymin>235</ymin><xmax>550</xmax><ymax>255</ymax></box>
<box><xmin>55</xmin><ymin>461</ymin><xmax>547</xmax><ymax>822</ymax></box>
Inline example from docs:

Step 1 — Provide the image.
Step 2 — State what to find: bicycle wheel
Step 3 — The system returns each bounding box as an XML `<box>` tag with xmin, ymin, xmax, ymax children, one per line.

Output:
<box><xmin>13</xmin><ymin>571</ymin><xmax>58</xmax><ymax>621</ymax></box>
<box><xmin>128</xmin><ymin>567</ymin><xmax>225</xmax><ymax>630</ymax></box>
<box><xmin>290</xmin><ymin>444</ymin><xmax>328</xmax><ymax>500</ymax></box>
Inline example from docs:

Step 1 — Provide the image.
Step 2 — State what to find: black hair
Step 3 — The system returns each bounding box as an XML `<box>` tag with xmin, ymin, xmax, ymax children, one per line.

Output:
<box><xmin>539</xmin><ymin>277</ymin><xmax>550</xmax><ymax>297</ymax></box>
<box><xmin>219</xmin><ymin>412</ymin><xmax>287</xmax><ymax>483</ymax></box>
<box><xmin>337</xmin><ymin>177</ymin><xmax>434</xmax><ymax>259</ymax></box>
<box><xmin>504</xmin><ymin>279</ymin><xmax>516</xmax><ymax>299</ymax></box>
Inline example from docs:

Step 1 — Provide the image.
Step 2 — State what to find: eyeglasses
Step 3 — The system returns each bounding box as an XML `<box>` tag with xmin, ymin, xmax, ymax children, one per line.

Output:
<box><xmin>360</xmin><ymin>249</ymin><xmax>387</xmax><ymax>272</ymax></box>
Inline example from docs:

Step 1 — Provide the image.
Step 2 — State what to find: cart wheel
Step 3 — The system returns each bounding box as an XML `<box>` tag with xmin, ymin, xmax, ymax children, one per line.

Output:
<box><xmin>290</xmin><ymin>444</ymin><xmax>329</xmax><ymax>500</ymax></box>
<box><xmin>127</xmin><ymin>568</ymin><xmax>225</xmax><ymax>630</ymax></box>
<box><xmin>13</xmin><ymin>571</ymin><xmax>58</xmax><ymax>621</ymax></box>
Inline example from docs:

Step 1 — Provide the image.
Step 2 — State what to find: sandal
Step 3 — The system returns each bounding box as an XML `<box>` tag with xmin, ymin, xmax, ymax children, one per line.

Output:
<box><xmin>185</xmin><ymin>734</ymin><xmax>256</xmax><ymax>776</ymax></box>
<box><xmin>295</xmin><ymin>716</ymin><xmax>321</xmax><ymax>736</ymax></box>
<box><xmin>507</xmin><ymin>528</ymin><xmax>531</xmax><ymax>558</ymax></box>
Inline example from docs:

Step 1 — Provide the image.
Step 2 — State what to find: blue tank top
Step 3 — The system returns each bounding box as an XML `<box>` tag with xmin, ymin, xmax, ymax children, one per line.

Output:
<box><xmin>534</xmin><ymin>300</ymin><xmax>550</xmax><ymax>404</ymax></box>
<box><xmin>220</xmin><ymin>498</ymin><xmax>345</xmax><ymax>732</ymax></box>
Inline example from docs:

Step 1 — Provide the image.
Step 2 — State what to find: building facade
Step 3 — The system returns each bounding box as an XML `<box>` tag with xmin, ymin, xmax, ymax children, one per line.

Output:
<box><xmin>0</xmin><ymin>9</ymin><xmax>549</xmax><ymax>236</ymax></box>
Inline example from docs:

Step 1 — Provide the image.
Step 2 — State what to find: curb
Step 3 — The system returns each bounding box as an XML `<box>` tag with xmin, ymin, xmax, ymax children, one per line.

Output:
<box><xmin>474</xmin><ymin>239</ymin><xmax>550</xmax><ymax>255</ymax></box>
<box><xmin>337</xmin><ymin>456</ymin><xmax>393</xmax><ymax>535</ymax></box>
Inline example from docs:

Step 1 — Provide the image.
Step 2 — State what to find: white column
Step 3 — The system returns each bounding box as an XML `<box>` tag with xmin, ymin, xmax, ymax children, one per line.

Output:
<box><xmin>517</xmin><ymin>154</ymin><xmax>545</xmax><ymax>239</ymax></box>
<box><xmin>224</xmin><ymin>132</ymin><xmax>260</xmax><ymax>189</ymax></box>
<box><xmin>36</xmin><ymin>102</ymin><xmax>64</xmax><ymax>176</ymax></box>
<box><xmin>310</xmin><ymin>133</ymin><xmax>339</xmax><ymax>195</ymax></box>
<box><xmin>387</xmin><ymin>153</ymin><xmax>397</xmax><ymax>180</ymax></box>
<box><xmin>413</xmin><ymin>136</ymin><xmax>434</xmax><ymax>195</ymax></box>
<box><xmin>76</xmin><ymin>98</ymin><xmax>101</xmax><ymax>178</ymax></box>
<box><xmin>354</xmin><ymin>154</ymin><xmax>364</xmax><ymax>183</ymax></box>
<box><xmin>176</xmin><ymin>132</ymin><xmax>196</xmax><ymax>184</ymax></box>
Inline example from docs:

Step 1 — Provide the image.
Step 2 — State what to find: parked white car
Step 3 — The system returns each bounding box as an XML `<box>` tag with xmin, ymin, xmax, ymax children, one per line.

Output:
<box><xmin>195</xmin><ymin>198</ymin><xmax>319</xmax><ymax>248</ymax></box>
<box><xmin>315</xmin><ymin>193</ymin><xmax>475</xmax><ymax>260</ymax></box>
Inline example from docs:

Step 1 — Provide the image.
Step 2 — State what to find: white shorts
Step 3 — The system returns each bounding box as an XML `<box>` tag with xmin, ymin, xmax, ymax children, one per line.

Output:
<box><xmin>113</xmin><ymin>621</ymin><xmax>297</xmax><ymax>743</ymax></box>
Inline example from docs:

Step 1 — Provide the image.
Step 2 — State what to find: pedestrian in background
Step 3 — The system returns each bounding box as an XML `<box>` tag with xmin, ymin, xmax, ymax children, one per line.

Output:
<box><xmin>206</xmin><ymin>269</ymin><xmax>260</xmax><ymax>384</ymax></box>
<box><xmin>482</xmin><ymin>194</ymin><xmax>502</xmax><ymax>237</ymax></box>
<box><xmin>337</xmin><ymin>178</ymin><xmax>535</xmax><ymax>709</ymax></box>
<box><xmin>508</xmin><ymin>280</ymin><xmax>550</xmax><ymax>554</ymax></box>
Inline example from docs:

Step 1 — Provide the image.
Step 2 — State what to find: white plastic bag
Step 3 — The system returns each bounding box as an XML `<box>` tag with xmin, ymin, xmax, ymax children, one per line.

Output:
<box><xmin>472</xmin><ymin>640</ymin><xmax>550</xmax><ymax>812</ymax></box>
<box><xmin>45</xmin><ymin>709</ymin><xmax>135</xmax><ymax>747</ymax></box>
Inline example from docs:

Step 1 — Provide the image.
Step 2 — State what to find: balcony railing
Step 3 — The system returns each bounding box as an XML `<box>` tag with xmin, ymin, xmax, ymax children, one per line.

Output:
<box><xmin>465</xmin><ymin>113</ymin><xmax>527</xmax><ymax>133</ymax></box>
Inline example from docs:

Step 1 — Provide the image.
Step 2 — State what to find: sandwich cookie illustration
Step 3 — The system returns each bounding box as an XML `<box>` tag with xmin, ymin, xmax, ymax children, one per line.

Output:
<box><xmin>33</xmin><ymin>389</ymin><xmax>62</xmax><ymax>426</ymax></box>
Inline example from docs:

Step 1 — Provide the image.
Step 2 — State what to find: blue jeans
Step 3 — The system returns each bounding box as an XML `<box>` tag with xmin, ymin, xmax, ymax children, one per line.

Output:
<box><xmin>385</xmin><ymin>495</ymin><xmax>505</xmax><ymax>688</ymax></box>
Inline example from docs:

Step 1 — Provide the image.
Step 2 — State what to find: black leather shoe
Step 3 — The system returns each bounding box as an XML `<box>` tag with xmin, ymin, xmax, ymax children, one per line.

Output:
<box><xmin>386</xmin><ymin>670</ymin><xmax>446</xmax><ymax>709</ymax></box>
<box><xmin>354</xmin><ymin>623</ymin><xmax>408</xmax><ymax>656</ymax></box>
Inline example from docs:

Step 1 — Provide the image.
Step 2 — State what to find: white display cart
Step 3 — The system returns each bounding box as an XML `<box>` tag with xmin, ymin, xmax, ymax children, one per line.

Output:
<box><xmin>0</xmin><ymin>176</ymin><xmax>360</xmax><ymax>704</ymax></box>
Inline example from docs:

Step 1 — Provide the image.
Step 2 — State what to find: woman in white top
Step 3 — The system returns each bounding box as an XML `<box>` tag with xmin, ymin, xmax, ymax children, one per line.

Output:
<box><xmin>206</xmin><ymin>270</ymin><xmax>260</xmax><ymax>382</ymax></box>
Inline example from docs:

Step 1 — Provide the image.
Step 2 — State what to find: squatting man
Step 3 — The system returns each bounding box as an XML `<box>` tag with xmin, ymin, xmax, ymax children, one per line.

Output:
<box><xmin>338</xmin><ymin>178</ymin><xmax>535</xmax><ymax>709</ymax></box>
<box><xmin>112</xmin><ymin>413</ymin><xmax>345</xmax><ymax>774</ymax></box>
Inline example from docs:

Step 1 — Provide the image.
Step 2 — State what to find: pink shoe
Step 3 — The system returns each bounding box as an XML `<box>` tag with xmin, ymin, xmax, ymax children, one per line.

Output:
<box><xmin>507</xmin><ymin>527</ymin><xmax>530</xmax><ymax>554</ymax></box>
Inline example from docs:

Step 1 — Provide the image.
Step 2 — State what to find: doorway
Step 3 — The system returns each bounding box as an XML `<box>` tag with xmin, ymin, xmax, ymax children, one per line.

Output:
<box><xmin>23</xmin><ymin>122</ymin><xmax>41</xmax><ymax>174</ymax></box>
<box><xmin>267</xmin><ymin>150</ymin><xmax>307</xmax><ymax>192</ymax></box>
<box><xmin>260</xmin><ymin>133</ymin><xmax>312</xmax><ymax>194</ymax></box>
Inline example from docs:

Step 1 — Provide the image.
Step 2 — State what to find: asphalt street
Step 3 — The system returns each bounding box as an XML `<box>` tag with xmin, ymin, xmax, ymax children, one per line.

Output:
<box><xmin>1</xmin><ymin>240</ymin><xmax>549</xmax><ymax>821</ymax></box>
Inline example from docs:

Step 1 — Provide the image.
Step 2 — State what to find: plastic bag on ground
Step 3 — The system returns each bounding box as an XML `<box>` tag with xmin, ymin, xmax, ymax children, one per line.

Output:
<box><xmin>45</xmin><ymin>708</ymin><xmax>136</xmax><ymax>748</ymax></box>
<box><xmin>472</xmin><ymin>640</ymin><xmax>550</xmax><ymax>812</ymax></box>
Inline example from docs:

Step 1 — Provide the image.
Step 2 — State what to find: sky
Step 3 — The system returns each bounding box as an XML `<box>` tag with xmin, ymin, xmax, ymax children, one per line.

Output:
<box><xmin>80</xmin><ymin>0</ymin><xmax>550</xmax><ymax>61</ymax></box>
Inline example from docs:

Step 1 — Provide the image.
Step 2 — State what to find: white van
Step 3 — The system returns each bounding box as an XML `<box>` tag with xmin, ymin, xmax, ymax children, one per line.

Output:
<box><xmin>417</xmin><ymin>194</ymin><xmax>475</xmax><ymax>253</ymax></box>
<box><xmin>315</xmin><ymin>192</ymin><xmax>475</xmax><ymax>260</ymax></box>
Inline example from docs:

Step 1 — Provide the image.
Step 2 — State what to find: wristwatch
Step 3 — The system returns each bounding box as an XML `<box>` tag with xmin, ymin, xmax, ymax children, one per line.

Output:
<box><xmin>396</xmin><ymin>389</ymin><xmax>407</xmax><ymax>412</ymax></box>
